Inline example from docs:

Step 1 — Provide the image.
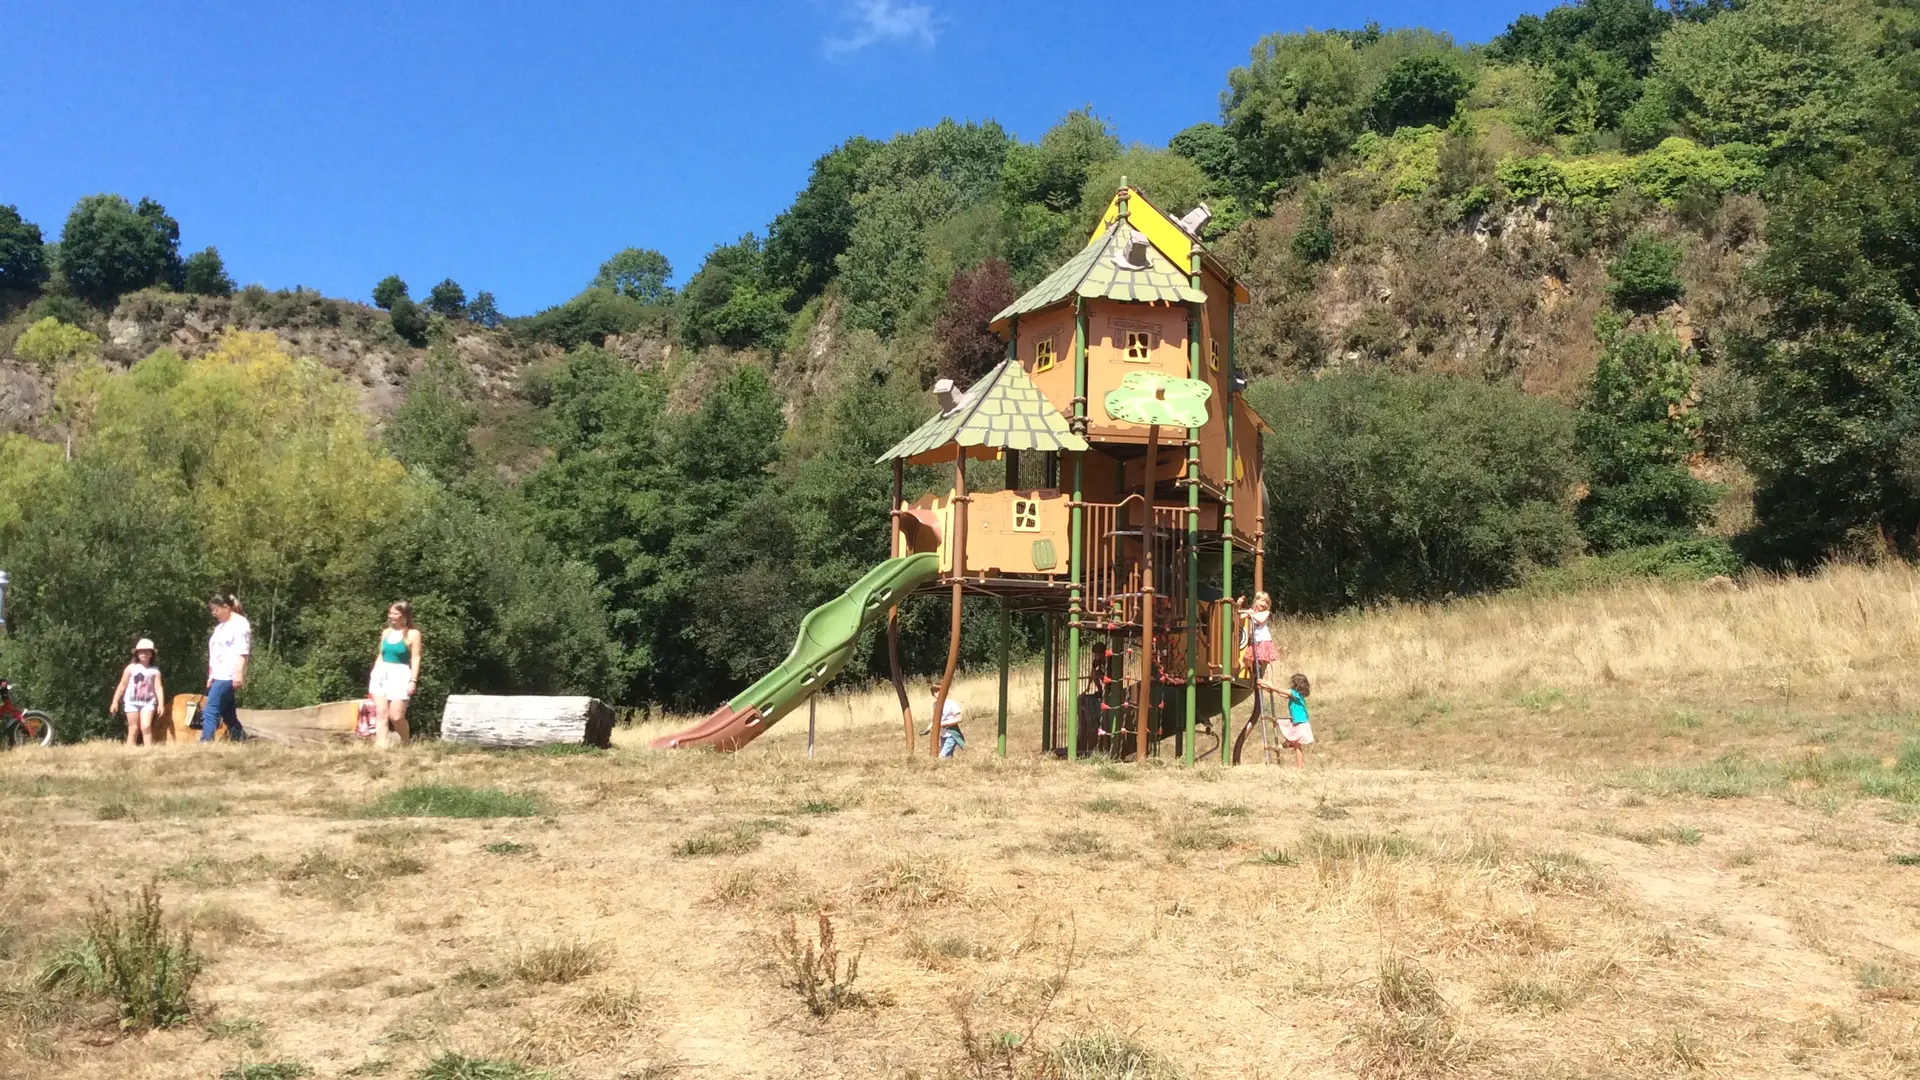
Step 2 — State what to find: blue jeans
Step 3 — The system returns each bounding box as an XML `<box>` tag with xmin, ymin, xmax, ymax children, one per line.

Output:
<box><xmin>199</xmin><ymin>680</ymin><xmax>245</xmax><ymax>742</ymax></box>
<box><xmin>939</xmin><ymin>727</ymin><xmax>965</xmax><ymax>758</ymax></box>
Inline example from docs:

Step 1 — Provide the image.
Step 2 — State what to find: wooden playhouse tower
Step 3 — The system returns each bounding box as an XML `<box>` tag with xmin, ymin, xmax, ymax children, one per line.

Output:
<box><xmin>879</xmin><ymin>184</ymin><xmax>1269</xmax><ymax>764</ymax></box>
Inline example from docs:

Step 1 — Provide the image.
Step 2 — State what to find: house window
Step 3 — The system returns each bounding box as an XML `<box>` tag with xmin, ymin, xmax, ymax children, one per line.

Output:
<box><xmin>1210</xmin><ymin>338</ymin><xmax>1221</xmax><ymax>371</ymax></box>
<box><xmin>1033</xmin><ymin>337</ymin><xmax>1055</xmax><ymax>373</ymax></box>
<box><xmin>1011</xmin><ymin>498</ymin><xmax>1041</xmax><ymax>532</ymax></box>
<box><xmin>1124</xmin><ymin>331</ymin><xmax>1152</xmax><ymax>361</ymax></box>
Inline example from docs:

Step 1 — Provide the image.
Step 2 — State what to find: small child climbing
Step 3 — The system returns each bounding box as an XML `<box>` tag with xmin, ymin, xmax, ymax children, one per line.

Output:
<box><xmin>1280</xmin><ymin>673</ymin><xmax>1313</xmax><ymax>767</ymax></box>
<box><xmin>922</xmin><ymin>687</ymin><xmax>965</xmax><ymax>758</ymax></box>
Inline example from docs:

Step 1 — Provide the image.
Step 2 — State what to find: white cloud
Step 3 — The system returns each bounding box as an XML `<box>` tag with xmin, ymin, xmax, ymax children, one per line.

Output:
<box><xmin>824</xmin><ymin>0</ymin><xmax>939</xmax><ymax>56</ymax></box>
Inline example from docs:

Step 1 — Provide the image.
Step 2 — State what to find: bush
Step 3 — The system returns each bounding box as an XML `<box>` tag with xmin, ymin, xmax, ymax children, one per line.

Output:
<box><xmin>427</xmin><ymin>278</ymin><xmax>467</xmax><ymax>317</ymax></box>
<box><xmin>516</xmin><ymin>287</ymin><xmax>665</xmax><ymax>350</ymax></box>
<box><xmin>1251</xmin><ymin>372</ymin><xmax>1581</xmax><ymax>613</ymax></box>
<box><xmin>13</xmin><ymin>316</ymin><xmax>99</xmax><ymax>370</ymax></box>
<box><xmin>388</xmin><ymin>296</ymin><xmax>429</xmax><ymax>346</ymax></box>
<box><xmin>1522</xmin><ymin>537</ymin><xmax>1740</xmax><ymax>594</ymax></box>
<box><xmin>182</xmin><ymin>247</ymin><xmax>235</xmax><ymax>296</ymax></box>
<box><xmin>40</xmin><ymin>881</ymin><xmax>200</xmax><ymax>1029</ymax></box>
<box><xmin>1605</xmin><ymin>233</ymin><xmax>1685</xmax><ymax>313</ymax></box>
<box><xmin>364</xmin><ymin>784</ymin><xmax>540</xmax><ymax>819</ymax></box>
<box><xmin>1576</xmin><ymin>326</ymin><xmax>1719</xmax><ymax>550</ymax></box>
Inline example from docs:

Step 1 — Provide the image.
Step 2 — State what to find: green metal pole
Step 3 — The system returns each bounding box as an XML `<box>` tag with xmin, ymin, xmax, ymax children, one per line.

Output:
<box><xmin>1184</xmin><ymin>252</ymin><xmax>1202</xmax><ymax>765</ymax></box>
<box><xmin>1221</xmin><ymin>293</ymin><xmax>1237</xmax><ymax>765</ymax></box>
<box><xmin>1041</xmin><ymin>612</ymin><xmax>1056</xmax><ymax>752</ymax></box>
<box><xmin>996</xmin><ymin>601</ymin><xmax>1010</xmax><ymax>757</ymax></box>
<box><xmin>1066</xmin><ymin>299</ymin><xmax>1088</xmax><ymax>762</ymax></box>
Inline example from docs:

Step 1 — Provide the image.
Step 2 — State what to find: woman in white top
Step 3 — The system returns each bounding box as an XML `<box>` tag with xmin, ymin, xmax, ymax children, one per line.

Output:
<box><xmin>109</xmin><ymin>638</ymin><xmax>166</xmax><ymax>747</ymax></box>
<box><xmin>201</xmin><ymin>593</ymin><xmax>251</xmax><ymax>742</ymax></box>
<box><xmin>368</xmin><ymin>601</ymin><xmax>423</xmax><ymax>748</ymax></box>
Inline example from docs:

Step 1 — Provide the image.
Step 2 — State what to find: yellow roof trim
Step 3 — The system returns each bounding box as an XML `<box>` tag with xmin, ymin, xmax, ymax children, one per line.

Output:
<box><xmin>1089</xmin><ymin>189</ymin><xmax>1251</xmax><ymax>304</ymax></box>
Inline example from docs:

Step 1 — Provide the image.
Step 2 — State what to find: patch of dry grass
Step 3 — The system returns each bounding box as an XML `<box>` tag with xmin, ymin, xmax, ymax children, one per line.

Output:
<box><xmin>6</xmin><ymin>565</ymin><xmax>1920</xmax><ymax>1079</ymax></box>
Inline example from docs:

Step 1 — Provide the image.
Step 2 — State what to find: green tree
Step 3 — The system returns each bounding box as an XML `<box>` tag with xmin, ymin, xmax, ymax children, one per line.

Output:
<box><xmin>679</xmin><ymin>235</ymin><xmax>791</xmax><ymax>352</ymax></box>
<box><xmin>388</xmin><ymin>296</ymin><xmax>430</xmax><ymax>346</ymax></box>
<box><xmin>13</xmin><ymin>317</ymin><xmax>100</xmax><ymax>372</ymax></box>
<box><xmin>181</xmin><ymin>246</ymin><xmax>234</xmax><ymax>296</ymax></box>
<box><xmin>1735</xmin><ymin>54</ymin><xmax>1920</xmax><ymax>563</ymax></box>
<box><xmin>467</xmin><ymin>290</ymin><xmax>502</xmax><ymax>328</ymax></box>
<box><xmin>764</xmin><ymin>136</ymin><xmax>880</xmax><ymax>305</ymax></box>
<box><xmin>372</xmin><ymin>275</ymin><xmax>408</xmax><ymax>310</ymax></box>
<box><xmin>1169</xmin><ymin>122</ymin><xmax>1243</xmax><ymax>194</ymax></box>
<box><xmin>591</xmin><ymin>248</ymin><xmax>673</xmax><ymax>302</ymax></box>
<box><xmin>1368</xmin><ymin>54</ymin><xmax>1472</xmax><ymax>132</ymax></box>
<box><xmin>1001</xmin><ymin>108</ymin><xmax>1122</xmax><ymax>212</ymax></box>
<box><xmin>1078</xmin><ymin>147</ymin><xmax>1212</xmax><ymax>230</ymax></box>
<box><xmin>1576</xmin><ymin>325</ymin><xmax>1718</xmax><ymax>550</ymax></box>
<box><xmin>426</xmin><ymin>278</ymin><xmax>467</xmax><ymax>317</ymax></box>
<box><xmin>1649</xmin><ymin>0</ymin><xmax>1885</xmax><ymax>156</ymax></box>
<box><xmin>0</xmin><ymin>205</ymin><xmax>49</xmax><ymax>293</ymax></box>
<box><xmin>57</xmin><ymin>194</ymin><xmax>183</xmax><ymax>305</ymax></box>
<box><xmin>518</xmin><ymin>288</ymin><xmax>664</xmax><ymax>350</ymax></box>
<box><xmin>1251</xmin><ymin>371</ymin><xmax>1581</xmax><ymax>612</ymax></box>
<box><xmin>387</xmin><ymin>344</ymin><xmax>478</xmax><ymax>483</ymax></box>
<box><xmin>1605</xmin><ymin>233</ymin><xmax>1685</xmax><ymax>313</ymax></box>
<box><xmin>1223</xmin><ymin>28</ymin><xmax>1460</xmax><ymax>194</ymax></box>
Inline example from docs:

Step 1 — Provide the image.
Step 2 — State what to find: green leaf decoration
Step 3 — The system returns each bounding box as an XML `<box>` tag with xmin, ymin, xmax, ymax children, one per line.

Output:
<box><xmin>1102</xmin><ymin>372</ymin><xmax>1211</xmax><ymax>429</ymax></box>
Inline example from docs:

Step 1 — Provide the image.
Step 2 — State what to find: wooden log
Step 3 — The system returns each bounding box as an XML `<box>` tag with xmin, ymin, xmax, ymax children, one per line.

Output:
<box><xmin>439</xmin><ymin>695</ymin><xmax>614</xmax><ymax>749</ymax></box>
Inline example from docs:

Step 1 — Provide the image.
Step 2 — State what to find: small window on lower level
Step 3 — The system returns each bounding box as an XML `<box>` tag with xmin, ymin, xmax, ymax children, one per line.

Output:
<box><xmin>1011</xmin><ymin>498</ymin><xmax>1041</xmax><ymax>532</ymax></box>
<box><xmin>1033</xmin><ymin>337</ymin><xmax>1055</xmax><ymax>373</ymax></box>
<box><xmin>1209</xmin><ymin>338</ymin><xmax>1221</xmax><ymax>371</ymax></box>
<box><xmin>1124</xmin><ymin>331</ymin><xmax>1152</xmax><ymax>361</ymax></box>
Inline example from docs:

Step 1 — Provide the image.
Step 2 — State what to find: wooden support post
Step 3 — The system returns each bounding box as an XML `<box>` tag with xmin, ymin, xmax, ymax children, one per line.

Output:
<box><xmin>1221</xmin><ymin>299</ymin><xmax>1237</xmax><ymax>765</ymax></box>
<box><xmin>1184</xmin><ymin>251</ymin><xmax>1202</xmax><ymax>766</ymax></box>
<box><xmin>932</xmin><ymin>443</ymin><xmax>968</xmax><ymax>759</ymax></box>
<box><xmin>996</xmin><ymin>602</ymin><xmax>1010</xmax><ymax>757</ymax></box>
<box><xmin>890</xmin><ymin>457</ymin><xmax>914</xmax><ymax>756</ymax></box>
<box><xmin>807</xmin><ymin>696</ymin><xmax>816</xmax><ymax>759</ymax></box>
<box><xmin>1138</xmin><ymin>420</ymin><xmax>1159</xmax><ymax>765</ymax></box>
<box><xmin>1066</xmin><ymin>299</ymin><xmax>1088</xmax><ymax>763</ymax></box>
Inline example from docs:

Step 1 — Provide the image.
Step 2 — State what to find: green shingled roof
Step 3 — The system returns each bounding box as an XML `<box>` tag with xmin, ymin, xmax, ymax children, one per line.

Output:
<box><xmin>990</xmin><ymin>217</ymin><xmax>1206</xmax><ymax>327</ymax></box>
<box><xmin>876</xmin><ymin>359</ymin><xmax>1088</xmax><ymax>464</ymax></box>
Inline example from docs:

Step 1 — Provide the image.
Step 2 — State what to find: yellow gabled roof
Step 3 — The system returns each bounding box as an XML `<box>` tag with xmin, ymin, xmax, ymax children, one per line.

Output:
<box><xmin>1087</xmin><ymin>188</ymin><xmax>1251</xmax><ymax>304</ymax></box>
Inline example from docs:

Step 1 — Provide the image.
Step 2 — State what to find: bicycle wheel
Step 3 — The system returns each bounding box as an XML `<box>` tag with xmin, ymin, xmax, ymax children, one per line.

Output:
<box><xmin>18</xmin><ymin>710</ymin><xmax>54</xmax><ymax>746</ymax></box>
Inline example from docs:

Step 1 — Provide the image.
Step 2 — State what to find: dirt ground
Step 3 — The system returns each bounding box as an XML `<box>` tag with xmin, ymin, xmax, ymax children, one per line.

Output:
<box><xmin>5</xmin><ymin>569</ymin><xmax>1920</xmax><ymax>1079</ymax></box>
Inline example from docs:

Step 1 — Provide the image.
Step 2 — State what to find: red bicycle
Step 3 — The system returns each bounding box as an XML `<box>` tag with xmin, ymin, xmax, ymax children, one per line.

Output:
<box><xmin>0</xmin><ymin>678</ymin><xmax>54</xmax><ymax>747</ymax></box>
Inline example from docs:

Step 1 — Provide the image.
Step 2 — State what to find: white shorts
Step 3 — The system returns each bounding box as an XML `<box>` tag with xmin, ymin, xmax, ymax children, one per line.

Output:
<box><xmin>369</xmin><ymin>662</ymin><xmax>413</xmax><ymax>701</ymax></box>
<box><xmin>124</xmin><ymin>701</ymin><xmax>157</xmax><ymax>716</ymax></box>
<box><xmin>1281</xmin><ymin>721</ymin><xmax>1313</xmax><ymax>745</ymax></box>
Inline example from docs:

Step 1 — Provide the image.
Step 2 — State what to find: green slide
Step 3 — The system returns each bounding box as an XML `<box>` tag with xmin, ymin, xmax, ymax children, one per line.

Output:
<box><xmin>651</xmin><ymin>552</ymin><xmax>940</xmax><ymax>751</ymax></box>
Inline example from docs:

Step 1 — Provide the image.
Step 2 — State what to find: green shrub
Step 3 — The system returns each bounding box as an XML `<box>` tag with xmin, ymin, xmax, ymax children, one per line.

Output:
<box><xmin>363</xmin><ymin>784</ymin><xmax>540</xmax><ymax>819</ymax></box>
<box><xmin>1523</xmin><ymin>537</ymin><xmax>1739</xmax><ymax>594</ymax></box>
<box><xmin>1605</xmin><ymin>233</ymin><xmax>1685</xmax><ymax>313</ymax></box>
<box><xmin>412</xmin><ymin>1053</ymin><xmax>550</xmax><ymax>1080</ymax></box>
<box><xmin>39</xmin><ymin>881</ymin><xmax>200</xmax><ymax>1029</ymax></box>
<box><xmin>1576</xmin><ymin>327</ymin><xmax>1719</xmax><ymax>550</ymax></box>
<box><xmin>1252</xmin><ymin>371</ymin><xmax>1581</xmax><ymax>613</ymax></box>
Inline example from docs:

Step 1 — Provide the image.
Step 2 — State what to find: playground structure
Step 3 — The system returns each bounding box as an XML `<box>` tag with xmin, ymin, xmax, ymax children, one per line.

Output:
<box><xmin>655</xmin><ymin>185</ymin><xmax>1269</xmax><ymax>762</ymax></box>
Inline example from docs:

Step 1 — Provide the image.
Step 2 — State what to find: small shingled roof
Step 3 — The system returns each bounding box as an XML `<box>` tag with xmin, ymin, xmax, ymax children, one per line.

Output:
<box><xmin>990</xmin><ymin>216</ymin><xmax>1207</xmax><ymax>329</ymax></box>
<box><xmin>876</xmin><ymin>359</ymin><xmax>1089</xmax><ymax>464</ymax></box>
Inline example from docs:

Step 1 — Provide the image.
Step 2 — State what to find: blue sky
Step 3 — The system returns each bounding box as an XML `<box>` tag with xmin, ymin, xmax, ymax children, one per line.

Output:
<box><xmin>2</xmin><ymin>0</ymin><xmax>1549</xmax><ymax>315</ymax></box>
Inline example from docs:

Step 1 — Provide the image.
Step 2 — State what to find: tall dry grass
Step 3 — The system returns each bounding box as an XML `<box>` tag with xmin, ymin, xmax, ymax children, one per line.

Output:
<box><xmin>1288</xmin><ymin>562</ymin><xmax>1920</xmax><ymax>704</ymax></box>
<box><xmin>626</xmin><ymin>563</ymin><xmax>1920</xmax><ymax>749</ymax></box>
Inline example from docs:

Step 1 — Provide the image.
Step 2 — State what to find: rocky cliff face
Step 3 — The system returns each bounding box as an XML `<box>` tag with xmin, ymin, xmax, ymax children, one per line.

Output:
<box><xmin>0</xmin><ymin>287</ymin><xmax>556</xmax><ymax>437</ymax></box>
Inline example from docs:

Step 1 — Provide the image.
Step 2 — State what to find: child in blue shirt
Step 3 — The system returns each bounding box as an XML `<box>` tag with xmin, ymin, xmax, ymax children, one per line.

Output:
<box><xmin>1281</xmin><ymin>673</ymin><xmax>1313</xmax><ymax>767</ymax></box>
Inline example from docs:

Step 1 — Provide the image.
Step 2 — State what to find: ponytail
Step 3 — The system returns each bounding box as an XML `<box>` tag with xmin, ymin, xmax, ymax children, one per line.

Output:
<box><xmin>209</xmin><ymin>591</ymin><xmax>243</xmax><ymax>614</ymax></box>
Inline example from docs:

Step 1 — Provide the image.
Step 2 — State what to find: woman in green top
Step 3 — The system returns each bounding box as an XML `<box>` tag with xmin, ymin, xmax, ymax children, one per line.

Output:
<box><xmin>367</xmin><ymin>601</ymin><xmax>423</xmax><ymax>747</ymax></box>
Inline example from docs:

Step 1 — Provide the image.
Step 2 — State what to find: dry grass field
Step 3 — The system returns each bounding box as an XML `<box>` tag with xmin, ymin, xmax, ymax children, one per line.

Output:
<box><xmin>5</xmin><ymin>564</ymin><xmax>1920</xmax><ymax>1079</ymax></box>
